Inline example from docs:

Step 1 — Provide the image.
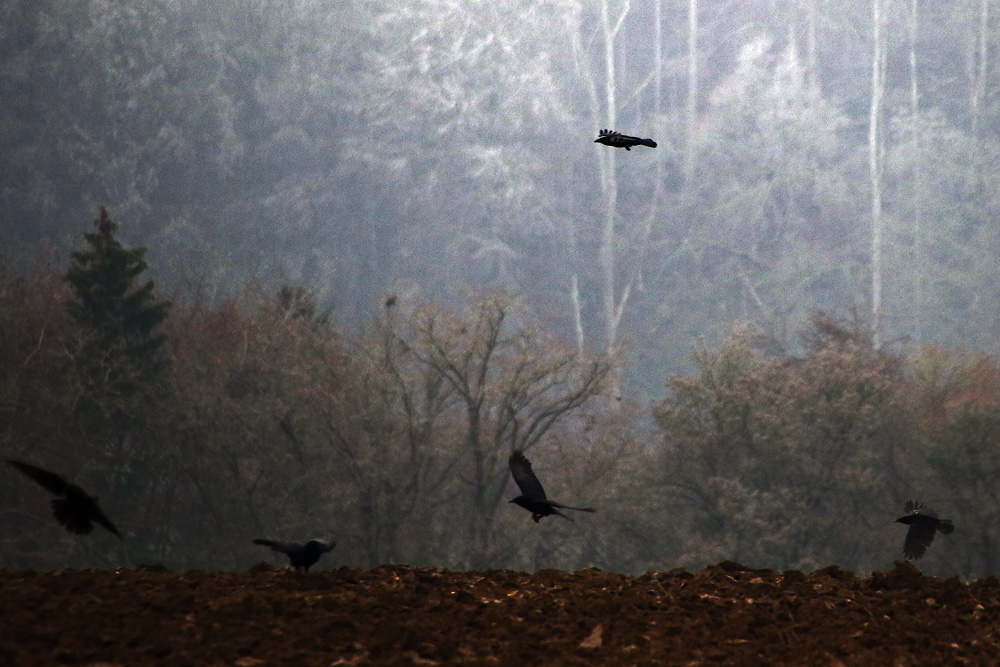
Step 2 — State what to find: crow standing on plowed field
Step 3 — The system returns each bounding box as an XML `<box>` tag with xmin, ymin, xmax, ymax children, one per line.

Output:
<box><xmin>594</xmin><ymin>129</ymin><xmax>657</xmax><ymax>150</ymax></box>
<box><xmin>253</xmin><ymin>539</ymin><xmax>337</xmax><ymax>572</ymax></box>
<box><xmin>896</xmin><ymin>500</ymin><xmax>954</xmax><ymax>560</ymax></box>
<box><xmin>5</xmin><ymin>459</ymin><xmax>122</xmax><ymax>538</ymax></box>
<box><xmin>508</xmin><ymin>450</ymin><xmax>596</xmax><ymax>523</ymax></box>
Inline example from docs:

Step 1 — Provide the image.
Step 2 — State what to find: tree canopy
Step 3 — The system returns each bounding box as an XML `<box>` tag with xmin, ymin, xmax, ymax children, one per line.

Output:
<box><xmin>3</xmin><ymin>0</ymin><xmax>1000</xmax><ymax>396</ymax></box>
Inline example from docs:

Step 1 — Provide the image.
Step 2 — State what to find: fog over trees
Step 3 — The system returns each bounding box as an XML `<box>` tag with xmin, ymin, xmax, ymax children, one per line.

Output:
<box><xmin>2</xmin><ymin>1</ymin><xmax>1000</xmax><ymax>576</ymax></box>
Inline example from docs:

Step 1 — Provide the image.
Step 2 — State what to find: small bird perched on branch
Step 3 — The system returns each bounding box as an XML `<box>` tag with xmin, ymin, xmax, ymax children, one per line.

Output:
<box><xmin>594</xmin><ymin>129</ymin><xmax>657</xmax><ymax>150</ymax></box>
<box><xmin>508</xmin><ymin>450</ymin><xmax>596</xmax><ymax>523</ymax></box>
<box><xmin>895</xmin><ymin>500</ymin><xmax>953</xmax><ymax>560</ymax></box>
<box><xmin>253</xmin><ymin>538</ymin><xmax>337</xmax><ymax>572</ymax></box>
<box><xmin>6</xmin><ymin>459</ymin><xmax>122</xmax><ymax>538</ymax></box>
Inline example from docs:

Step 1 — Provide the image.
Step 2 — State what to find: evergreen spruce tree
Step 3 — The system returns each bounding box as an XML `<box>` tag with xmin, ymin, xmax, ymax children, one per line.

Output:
<box><xmin>66</xmin><ymin>207</ymin><xmax>171</xmax><ymax>432</ymax></box>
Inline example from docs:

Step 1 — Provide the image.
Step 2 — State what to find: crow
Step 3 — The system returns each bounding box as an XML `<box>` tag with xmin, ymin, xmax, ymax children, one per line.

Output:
<box><xmin>594</xmin><ymin>129</ymin><xmax>657</xmax><ymax>151</ymax></box>
<box><xmin>253</xmin><ymin>538</ymin><xmax>336</xmax><ymax>572</ymax></box>
<box><xmin>896</xmin><ymin>500</ymin><xmax>953</xmax><ymax>560</ymax></box>
<box><xmin>6</xmin><ymin>459</ymin><xmax>122</xmax><ymax>538</ymax></box>
<box><xmin>508</xmin><ymin>450</ymin><xmax>596</xmax><ymax>522</ymax></box>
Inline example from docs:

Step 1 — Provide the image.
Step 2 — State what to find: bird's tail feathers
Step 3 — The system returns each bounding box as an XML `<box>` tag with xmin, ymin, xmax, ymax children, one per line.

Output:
<box><xmin>639</xmin><ymin>138</ymin><xmax>657</xmax><ymax>148</ymax></box>
<box><xmin>551</xmin><ymin>502</ymin><xmax>597</xmax><ymax>514</ymax></box>
<box><xmin>938</xmin><ymin>520</ymin><xmax>955</xmax><ymax>534</ymax></box>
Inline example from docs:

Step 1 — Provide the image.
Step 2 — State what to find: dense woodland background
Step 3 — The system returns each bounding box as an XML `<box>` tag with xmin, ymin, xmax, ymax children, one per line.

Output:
<box><xmin>2</xmin><ymin>0</ymin><xmax>1000</xmax><ymax>576</ymax></box>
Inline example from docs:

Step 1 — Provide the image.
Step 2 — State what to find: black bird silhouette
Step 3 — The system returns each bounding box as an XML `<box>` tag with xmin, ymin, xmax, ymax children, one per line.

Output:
<box><xmin>253</xmin><ymin>538</ymin><xmax>336</xmax><ymax>572</ymax></box>
<box><xmin>6</xmin><ymin>459</ymin><xmax>122</xmax><ymax>538</ymax></box>
<box><xmin>594</xmin><ymin>129</ymin><xmax>657</xmax><ymax>150</ymax></box>
<box><xmin>508</xmin><ymin>450</ymin><xmax>596</xmax><ymax>522</ymax></box>
<box><xmin>895</xmin><ymin>500</ymin><xmax>954</xmax><ymax>560</ymax></box>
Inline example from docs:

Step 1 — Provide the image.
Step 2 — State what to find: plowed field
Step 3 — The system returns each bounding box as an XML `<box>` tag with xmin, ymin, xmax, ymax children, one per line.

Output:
<box><xmin>2</xmin><ymin>561</ymin><xmax>998</xmax><ymax>665</ymax></box>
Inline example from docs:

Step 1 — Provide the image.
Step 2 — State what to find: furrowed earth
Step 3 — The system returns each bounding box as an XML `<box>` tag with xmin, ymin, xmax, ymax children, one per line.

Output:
<box><xmin>1</xmin><ymin>561</ymin><xmax>998</xmax><ymax>666</ymax></box>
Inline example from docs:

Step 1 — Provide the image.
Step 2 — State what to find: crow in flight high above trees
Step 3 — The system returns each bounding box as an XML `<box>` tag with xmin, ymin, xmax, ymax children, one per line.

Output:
<box><xmin>594</xmin><ymin>129</ymin><xmax>657</xmax><ymax>150</ymax></box>
<box><xmin>6</xmin><ymin>459</ymin><xmax>122</xmax><ymax>538</ymax></box>
<box><xmin>508</xmin><ymin>450</ymin><xmax>596</xmax><ymax>523</ymax></box>
<box><xmin>895</xmin><ymin>500</ymin><xmax>954</xmax><ymax>560</ymax></box>
<box><xmin>253</xmin><ymin>538</ymin><xmax>337</xmax><ymax>572</ymax></box>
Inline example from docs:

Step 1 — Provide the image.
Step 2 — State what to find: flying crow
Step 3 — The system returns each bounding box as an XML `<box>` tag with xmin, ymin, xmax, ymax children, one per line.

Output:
<box><xmin>594</xmin><ymin>129</ymin><xmax>657</xmax><ymax>151</ymax></box>
<box><xmin>253</xmin><ymin>538</ymin><xmax>337</xmax><ymax>572</ymax></box>
<box><xmin>508</xmin><ymin>450</ymin><xmax>596</xmax><ymax>522</ymax></box>
<box><xmin>6</xmin><ymin>459</ymin><xmax>122</xmax><ymax>538</ymax></box>
<box><xmin>895</xmin><ymin>500</ymin><xmax>953</xmax><ymax>560</ymax></box>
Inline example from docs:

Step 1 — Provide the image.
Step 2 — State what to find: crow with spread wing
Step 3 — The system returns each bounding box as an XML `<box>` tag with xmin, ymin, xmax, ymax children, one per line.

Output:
<box><xmin>594</xmin><ymin>129</ymin><xmax>657</xmax><ymax>150</ymax></box>
<box><xmin>895</xmin><ymin>500</ymin><xmax>953</xmax><ymax>560</ymax></box>
<box><xmin>508</xmin><ymin>450</ymin><xmax>596</xmax><ymax>523</ymax></box>
<box><xmin>253</xmin><ymin>538</ymin><xmax>337</xmax><ymax>572</ymax></box>
<box><xmin>6</xmin><ymin>459</ymin><xmax>122</xmax><ymax>538</ymax></box>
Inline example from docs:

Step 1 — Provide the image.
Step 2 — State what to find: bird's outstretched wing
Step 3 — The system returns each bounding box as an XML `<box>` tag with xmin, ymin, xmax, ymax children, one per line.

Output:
<box><xmin>88</xmin><ymin>505</ymin><xmax>122</xmax><ymax>538</ymax></box>
<box><xmin>509</xmin><ymin>451</ymin><xmax>547</xmax><ymax>500</ymax></box>
<box><xmin>8</xmin><ymin>459</ymin><xmax>122</xmax><ymax>538</ymax></box>
<box><xmin>903</xmin><ymin>522</ymin><xmax>937</xmax><ymax>560</ymax></box>
<box><xmin>6</xmin><ymin>459</ymin><xmax>70</xmax><ymax>495</ymax></box>
<box><xmin>51</xmin><ymin>496</ymin><xmax>94</xmax><ymax>535</ymax></box>
<box><xmin>550</xmin><ymin>500</ymin><xmax>597</xmax><ymax>513</ymax></box>
<box><xmin>904</xmin><ymin>500</ymin><xmax>936</xmax><ymax>517</ymax></box>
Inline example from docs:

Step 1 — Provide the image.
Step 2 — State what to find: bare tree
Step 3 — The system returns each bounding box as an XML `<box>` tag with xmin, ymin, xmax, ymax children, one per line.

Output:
<box><xmin>406</xmin><ymin>293</ymin><xmax>615</xmax><ymax>568</ymax></box>
<box><xmin>306</xmin><ymin>310</ymin><xmax>457</xmax><ymax>567</ymax></box>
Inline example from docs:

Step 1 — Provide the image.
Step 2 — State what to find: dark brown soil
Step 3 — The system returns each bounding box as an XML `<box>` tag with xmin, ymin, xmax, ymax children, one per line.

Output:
<box><xmin>1</xmin><ymin>560</ymin><xmax>998</xmax><ymax>666</ymax></box>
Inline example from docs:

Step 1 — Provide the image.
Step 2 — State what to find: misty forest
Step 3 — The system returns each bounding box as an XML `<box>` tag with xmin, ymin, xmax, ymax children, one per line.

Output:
<box><xmin>2</xmin><ymin>0</ymin><xmax>1000</xmax><ymax>579</ymax></box>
